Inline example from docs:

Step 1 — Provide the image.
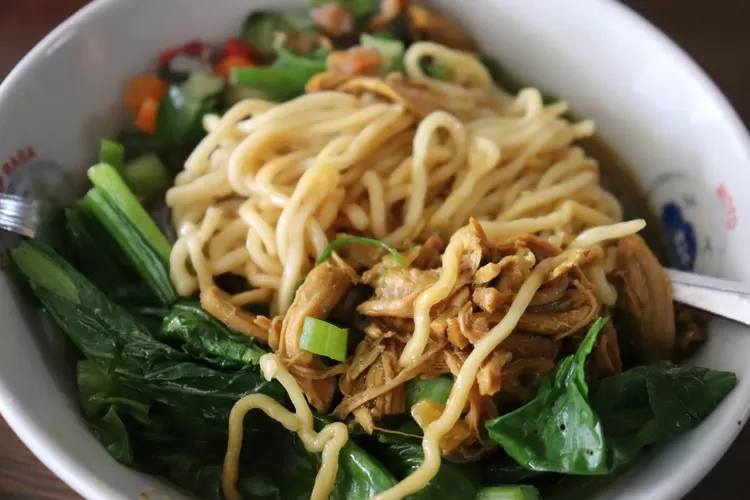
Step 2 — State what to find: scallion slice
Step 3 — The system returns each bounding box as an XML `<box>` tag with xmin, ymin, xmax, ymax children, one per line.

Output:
<box><xmin>299</xmin><ymin>317</ymin><xmax>349</xmax><ymax>362</ymax></box>
<box><xmin>315</xmin><ymin>236</ymin><xmax>405</xmax><ymax>267</ymax></box>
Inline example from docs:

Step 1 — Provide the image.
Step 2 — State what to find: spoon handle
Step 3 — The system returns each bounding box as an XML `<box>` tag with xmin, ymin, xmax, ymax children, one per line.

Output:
<box><xmin>667</xmin><ymin>268</ymin><xmax>750</xmax><ymax>326</ymax></box>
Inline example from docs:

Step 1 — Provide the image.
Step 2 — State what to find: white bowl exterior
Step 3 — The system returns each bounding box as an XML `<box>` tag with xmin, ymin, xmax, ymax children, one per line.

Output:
<box><xmin>2</xmin><ymin>0</ymin><xmax>750</xmax><ymax>499</ymax></box>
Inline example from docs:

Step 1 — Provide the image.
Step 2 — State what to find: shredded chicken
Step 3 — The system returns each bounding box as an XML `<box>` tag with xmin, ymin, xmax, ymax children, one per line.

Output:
<box><xmin>369</xmin><ymin>0</ymin><xmax>409</xmax><ymax>31</ymax></box>
<box><xmin>412</xmin><ymin>235</ymin><xmax>445</xmax><ymax>269</ymax></box>
<box><xmin>358</xmin><ymin>263</ymin><xmax>441</xmax><ymax>317</ymax></box>
<box><xmin>476</xmin><ymin>350</ymin><xmax>513</xmax><ymax>396</ymax></box>
<box><xmin>310</xmin><ymin>3</ymin><xmax>355</xmax><ymax>37</ymax></box>
<box><xmin>277</xmin><ymin>260</ymin><xmax>353</xmax><ymax>412</ymax></box>
<box><xmin>515</xmin><ymin>280</ymin><xmax>599</xmax><ymax>338</ymax></box>
<box><xmin>614</xmin><ymin>234</ymin><xmax>675</xmax><ymax>362</ymax></box>
<box><xmin>279</xmin><ymin>260</ymin><xmax>353</xmax><ymax>359</ymax></box>
<box><xmin>334</xmin><ymin>338</ymin><xmax>445</xmax><ymax>421</ymax></box>
<box><xmin>327</xmin><ymin>48</ymin><xmax>385</xmax><ymax>75</ymax></box>
<box><xmin>200</xmin><ymin>286</ymin><xmax>270</xmax><ymax>342</ymax></box>
<box><xmin>593</xmin><ymin>317</ymin><xmax>622</xmax><ymax>377</ymax></box>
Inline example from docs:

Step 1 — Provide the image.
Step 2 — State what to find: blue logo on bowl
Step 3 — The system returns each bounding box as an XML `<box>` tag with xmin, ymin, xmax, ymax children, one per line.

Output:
<box><xmin>660</xmin><ymin>201</ymin><xmax>697</xmax><ymax>271</ymax></box>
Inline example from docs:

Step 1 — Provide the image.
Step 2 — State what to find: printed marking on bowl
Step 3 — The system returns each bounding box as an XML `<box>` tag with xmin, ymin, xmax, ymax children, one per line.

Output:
<box><xmin>0</xmin><ymin>147</ymin><xmax>69</xmax><ymax>270</ymax></box>
<box><xmin>648</xmin><ymin>171</ymin><xmax>723</xmax><ymax>274</ymax></box>
<box><xmin>716</xmin><ymin>183</ymin><xmax>737</xmax><ymax>230</ymax></box>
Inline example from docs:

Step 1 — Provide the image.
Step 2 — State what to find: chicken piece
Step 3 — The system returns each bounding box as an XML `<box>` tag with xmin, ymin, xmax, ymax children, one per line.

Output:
<box><xmin>358</xmin><ymin>264</ymin><xmax>441</xmax><ymax>317</ymax></box>
<box><xmin>411</xmin><ymin>399</ymin><xmax>473</xmax><ymax>454</ymax></box>
<box><xmin>407</xmin><ymin>5</ymin><xmax>478</xmax><ymax>52</ymax></box>
<box><xmin>514</xmin><ymin>280</ymin><xmax>598</xmax><ymax>338</ymax></box>
<box><xmin>593</xmin><ymin>318</ymin><xmax>622</xmax><ymax>377</ymax></box>
<box><xmin>310</xmin><ymin>2</ymin><xmax>354</xmax><ymax>37</ymax></box>
<box><xmin>674</xmin><ymin>305</ymin><xmax>707</xmax><ymax>359</ymax></box>
<box><xmin>369</xmin><ymin>0</ymin><xmax>409</xmax><ymax>31</ymax></box>
<box><xmin>278</xmin><ymin>260</ymin><xmax>353</xmax><ymax>412</ymax></box>
<box><xmin>279</xmin><ymin>260</ymin><xmax>353</xmax><ymax>359</ymax></box>
<box><xmin>472</xmin><ymin>287</ymin><xmax>507</xmax><ymax>314</ymax></box>
<box><xmin>476</xmin><ymin>351</ymin><xmax>513</xmax><ymax>396</ymax></box>
<box><xmin>615</xmin><ymin>234</ymin><xmax>675</xmax><ymax>363</ymax></box>
<box><xmin>334</xmin><ymin>339</ymin><xmax>445</xmax><ymax>420</ymax></box>
<box><xmin>412</xmin><ymin>235</ymin><xmax>445</xmax><ymax>269</ymax></box>
<box><xmin>529</xmin><ymin>275</ymin><xmax>570</xmax><ymax>307</ymax></box>
<box><xmin>200</xmin><ymin>286</ymin><xmax>270</xmax><ymax>342</ymax></box>
<box><xmin>327</xmin><ymin>47</ymin><xmax>385</xmax><ymax>75</ymax></box>
<box><xmin>499</xmin><ymin>333</ymin><xmax>559</xmax><ymax>360</ymax></box>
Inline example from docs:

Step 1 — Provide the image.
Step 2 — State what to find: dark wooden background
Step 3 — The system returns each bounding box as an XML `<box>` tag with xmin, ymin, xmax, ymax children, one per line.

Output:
<box><xmin>0</xmin><ymin>0</ymin><xmax>749</xmax><ymax>498</ymax></box>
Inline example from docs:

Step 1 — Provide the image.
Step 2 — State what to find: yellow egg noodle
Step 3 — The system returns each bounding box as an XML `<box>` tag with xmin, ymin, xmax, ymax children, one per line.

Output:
<box><xmin>165</xmin><ymin>42</ymin><xmax>644</xmax><ymax>499</ymax></box>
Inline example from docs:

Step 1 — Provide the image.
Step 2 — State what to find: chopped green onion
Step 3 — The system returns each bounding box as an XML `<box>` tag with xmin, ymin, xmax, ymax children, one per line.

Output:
<box><xmin>315</xmin><ymin>236</ymin><xmax>405</xmax><ymax>267</ymax></box>
<box><xmin>361</xmin><ymin>33</ymin><xmax>405</xmax><ymax>73</ymax></box>
<box><xmin>299</xmin><ymin>317</ymin><xmax>349</xmax><ymax>362</ymax></box>
<box><xmin>99</xmin><ymin>140</ymin><xmax>125</xmax><ymax>171</ymax></box>
<box><xmin>87</xmin><ymin>163</ymin><xmax>172</xmax><ymax>262</ymax></box>
<box><xmin>122</xmin><ymin>154</ymin><xmax>170</xmax><ymax>199</ymax></box>
<box><xmin>272</xmin><ymin>36</ymin><xmax>329</xmax><ymax>72</ymax></box>
<box><xmin>475</xmin><ymin>486</ymin><xmax>540</xmax><ymax>500</ymax></box>
<box><xmin>230</xmin><ymin>66</ymin><xmax>320</xmax><ymax>102</ymax></box>
<box><xmin>405</xmin><ymin>376</ymin><xmax>454</xmax><ymax>408</ymax></box>
<box><xmin>424</xmin><ymin>61</ymin><xmax>452</xmax><ymax>81</ymax></box>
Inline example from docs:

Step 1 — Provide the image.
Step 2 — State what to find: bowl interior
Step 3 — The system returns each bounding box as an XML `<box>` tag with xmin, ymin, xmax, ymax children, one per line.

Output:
<box><xmin>2</xmin><ymin>0</ymin><xmax>750</xmax><ymax>499</ymax></box>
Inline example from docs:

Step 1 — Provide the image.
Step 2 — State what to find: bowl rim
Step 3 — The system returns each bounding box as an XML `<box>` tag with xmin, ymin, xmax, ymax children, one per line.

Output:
<box><xmin>1</xmin><ymin>1</ymin><xmax>750</xmax><ymax>499</ymax></box>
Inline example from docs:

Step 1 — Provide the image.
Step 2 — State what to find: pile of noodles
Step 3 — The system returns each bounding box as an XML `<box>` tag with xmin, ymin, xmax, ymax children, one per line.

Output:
<box><xmin>166</xmin><ymin>41</ymin><xmax>645</xmax><ymax>500</ymax></box>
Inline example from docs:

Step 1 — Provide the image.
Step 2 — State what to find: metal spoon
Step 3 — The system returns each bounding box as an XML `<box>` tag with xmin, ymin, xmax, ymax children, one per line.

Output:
<box><xmin>667</xmin><ymin>268</ymin><xmax>750</xmax><ymax>326</ymax></box>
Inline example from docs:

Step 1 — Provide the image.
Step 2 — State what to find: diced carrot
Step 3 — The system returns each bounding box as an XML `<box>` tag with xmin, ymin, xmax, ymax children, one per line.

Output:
<box><xmin>134</xmin><ymin>97</ymin><xmax>159</xmax><ymax>135</ymax></box>
<box><xmin>215</xmin><ymin>55</ymin><xmax>254</xmax><ymax>79</ymax></box>
<box><xmin>123</xmin><ymin>75</ymin><xmax>168</xmax><ymax>113</ymax></box>
<box><xmin>223</xmin><ymin>38</ymin><xmax>257</xmax><ymax>61</ymax></box>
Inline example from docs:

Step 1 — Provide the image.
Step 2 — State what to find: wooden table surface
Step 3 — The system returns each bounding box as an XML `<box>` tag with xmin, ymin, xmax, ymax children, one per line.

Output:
<box><xmin>1</xmin><ymin>0</ymin><xmax>749</xmax><ymax>498</ymax></box>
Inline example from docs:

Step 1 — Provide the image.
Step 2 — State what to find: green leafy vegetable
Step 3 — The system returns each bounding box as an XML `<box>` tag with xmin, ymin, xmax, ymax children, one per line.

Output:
<box><xmin>476</xmin><ymin>485</ymin><xmax>541</xmax><ymax>500</ymax></box>
<box><xmin>11</xmin><ymin>241</ymin><xmax>284</xmax><ymax>432</ymax></box>
<box><xmin>158</xmin><ymin>301</ymin><xmax>268</xmax><ymax>369</ymax></box>
<box><xmin>405</xmin><ymin>376</ymin><xmax>453</xmax><ymax>408</ymax></box>
<box><xmin>83</xmin><ymin>187</ymin><xmax>176</xmax><ymax>305</ymax></box>
<box><xmin>311</xmin><ymin>0</ymin><xmax>377</xmax><ymax>20</ymax></box>
<box><xmin>99</xmin><ymin>139</ymin><xmax>125</xmax><ymax>171</ymax></box>
<box><xmin>316</xmin><ymin>236</ymin><xmax>405</xmax><ymax>266</ymax></box>
<box><xmin>590</xmin><ymin>363</ymin><xmax>737</xmax><ymax>468</ymax></box>
<box><xmin>486</xmin><ymin>316</ymin><xmax>737</xmax><ymax>481</ymax></box>
<box><xmin>361</xmin><ymin>33</ymin><xmax>405</xmax><ymax>72</ymax></box>
<box><xmin>485</xmin><ymin>318</ymin><xmax>610</xmax><ymax>475</ymax></box>
<box><xmin>87</xmin><ymin>163</ymin><xmax>172</xmax><ymax>262</ymax></box>
<box><xmin>230</xmin><ymin>66</ymin><xmax>321</xmax><ymax>102</ymax></box>
<box><xmin>273</xmin><ymin>36</ymin><xmax>329</xmax><ymax>72</ymax></box>
<box><xmin>242</xmin><ymin>10</ymin><xmax>314</xmax><ymax>59</ymax></box>
<box><xmin>122</xmin><ymin>153</ymin><xmax>170</xmax><ymax>199</ymax></box>
<box><xmin>371</xmin><ymin>432</ymin><xmax>480</xmax><ymax>499</ymax></box>
<box><xmin>300</xmin><ymin>317</ymin><xmax>349</xmax><ymax>362</ymax></box>
<box><xmin>156</xmin><ymin>77</ymin><xmax>221</xmax><ymax>152</ymax></box>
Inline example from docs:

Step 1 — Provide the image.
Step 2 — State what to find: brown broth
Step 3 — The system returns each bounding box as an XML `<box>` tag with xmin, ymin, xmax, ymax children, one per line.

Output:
<box><xmin>578</xmin><ymin>136</ymin><xmax>670</xmax><ymax>264</ymax></box>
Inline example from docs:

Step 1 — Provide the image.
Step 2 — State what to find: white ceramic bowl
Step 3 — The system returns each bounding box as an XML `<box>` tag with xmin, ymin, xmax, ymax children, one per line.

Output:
<box><xmin>2</xmin><ymin>0</ymin><xmax>750</xmax><ymax>499</ymax></box>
